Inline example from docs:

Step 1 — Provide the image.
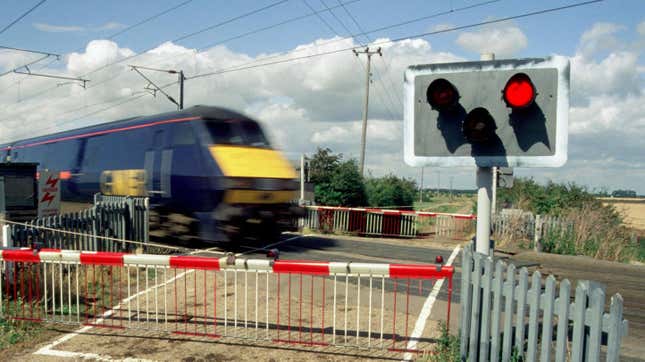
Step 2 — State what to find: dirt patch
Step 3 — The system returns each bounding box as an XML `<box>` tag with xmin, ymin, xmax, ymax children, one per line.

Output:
<box><xmin>0</xmin><ymin>323</ymin><xmax>73</xmax><ymax>359</ymax></box>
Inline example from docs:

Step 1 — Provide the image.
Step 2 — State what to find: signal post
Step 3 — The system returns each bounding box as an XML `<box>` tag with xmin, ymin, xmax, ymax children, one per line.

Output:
<box><xmin>404</xmin><ymin>56</ymin><xmax>570</xmax><ymax>255</ymax></box>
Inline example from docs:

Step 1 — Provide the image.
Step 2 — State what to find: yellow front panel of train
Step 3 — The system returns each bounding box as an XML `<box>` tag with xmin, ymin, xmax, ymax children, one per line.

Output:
<box><xmin>209</xmin><ymin>145</ymin><xmax>297</xmax><ymax>179</ymax></box>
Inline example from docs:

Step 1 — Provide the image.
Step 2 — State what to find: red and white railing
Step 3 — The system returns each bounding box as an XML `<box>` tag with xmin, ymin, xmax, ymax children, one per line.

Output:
<box><xmin>1</xmin><ymin>248</ymin><xmax>453</xmax><ymax>356</ymax></box>
<box><xmin>302</xmin><ymin>205</ymin><xmax>475</xmax><ymax>239</ymax></box>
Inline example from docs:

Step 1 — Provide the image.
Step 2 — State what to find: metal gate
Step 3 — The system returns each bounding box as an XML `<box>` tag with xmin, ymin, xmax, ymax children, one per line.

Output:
<box><xmin>5</xmin><ymin>194</ymin><xmax>149</xmax><ymax>251</ymax></box>
<box><xmin>0</xmin><ymin>247</ymin><xmax>454</xmax><ymax>357</ymax></box>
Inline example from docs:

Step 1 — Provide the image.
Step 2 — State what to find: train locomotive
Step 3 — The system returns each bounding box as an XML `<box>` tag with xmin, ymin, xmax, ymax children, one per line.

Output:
<box><xmin>0</xmin><ymin>105</ymin><xmax>303</xmax><ymax>242</ymax></box>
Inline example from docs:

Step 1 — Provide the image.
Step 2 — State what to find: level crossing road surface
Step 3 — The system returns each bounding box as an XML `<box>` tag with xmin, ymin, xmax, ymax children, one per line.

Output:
<box><xmin>7</xmin><ymin>233</ymin><xmax>644</xmax><ymax>361</ymax></box>
<box><xmin>12</xmin><ymin>234</ymin><xmax>461</xmax><ymax>361</ymax></box>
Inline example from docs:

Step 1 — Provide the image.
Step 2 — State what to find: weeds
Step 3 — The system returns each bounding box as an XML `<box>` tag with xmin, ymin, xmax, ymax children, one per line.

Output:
<box><xmin>0</xmin><ymin>318</ymin><xmax>41</xmax><ymax>350</ymax></box>
<box><xmin>426</xmin><ymin>322</ymin><xmax>459</xmax><ymax>362</ymax></box>
<box><xmin>495</xmin><ymin>178</ymin><xmax>642</xmax><ymax>262</ymax></box>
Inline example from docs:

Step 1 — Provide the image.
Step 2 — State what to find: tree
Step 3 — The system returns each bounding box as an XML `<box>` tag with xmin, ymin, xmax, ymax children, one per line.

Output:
<box><xmin>307</xmin><ymin>148</ymin><xmax>367</xmax><ymax>207</ymax></box>
<box><xmin>365</xmin><ymin>174</ymin><xmax>417</xmax><ymax>207</ymax></box>
<box><xmin>497</xmin><ymin>178</ymin><xmax>604</xmax><ymax>216</ymax></box>
<box><xmin>307</xmin><ymin>147</ymin><xmax>341</xmax><ymax>185</ymax></box>
<box><xmin>611</xmin><ymin>189</ymin><xmax>637</xmax><ymax>198</ymax></box>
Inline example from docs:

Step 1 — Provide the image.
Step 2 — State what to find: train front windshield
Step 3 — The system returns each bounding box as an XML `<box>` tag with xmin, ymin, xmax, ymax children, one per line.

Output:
<box><xmin>206</xmin><ymin>119</ymin><xmax>270</xmax><ymax>148</ymax></box>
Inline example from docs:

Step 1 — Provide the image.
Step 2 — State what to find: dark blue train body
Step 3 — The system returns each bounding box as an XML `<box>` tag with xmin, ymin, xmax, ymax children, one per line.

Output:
<box><xmin>0</xmin><ymin>105</ymin><xmax>301</xmax><ymax>242</ymax></box>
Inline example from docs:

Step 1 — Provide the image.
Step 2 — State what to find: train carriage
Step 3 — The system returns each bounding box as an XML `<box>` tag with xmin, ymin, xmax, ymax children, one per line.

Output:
<box><xmin>0</xmin><ymin>105</ymin><xmax>303</xmax><ymax>242</ymax></box>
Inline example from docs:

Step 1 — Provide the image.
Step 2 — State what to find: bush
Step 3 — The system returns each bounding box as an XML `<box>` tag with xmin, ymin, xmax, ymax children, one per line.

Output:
<box><xmin>365</xmin><ymin>174</ymin><xmax>417</xmax><ymax>207</ymax></box>
<box><xmin>496</xmin><ymin>178</ymin><xmax>640</xmax><ymax>262</ymax></box>
<box><xmin>426</xmin><ymin>322</ymin><xmax>459</xmax><ymax>362</ymax></box>
<box><xmin>308</xmin><ymin>148</ymin><xmax>367</xmax><ymax>207</ymax></box>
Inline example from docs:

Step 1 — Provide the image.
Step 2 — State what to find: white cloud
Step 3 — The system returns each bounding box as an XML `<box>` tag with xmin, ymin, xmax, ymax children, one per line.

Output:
<box><xmin>638</xmin><ymin>21</ymin><xmax>645</xmax><ymax>36</ymax></box>
<box><xmin>0</xmin><ymin>23</ymin><xmax>644</xmax><ymax>193</ymax></box>
<box><xmin>455</xmin><ymin>22</ymin><xmax>527</xmax><ymax>58</ymax></box>
<box><xmin>578</xmin><ymin>22</ymin><xmax>625</xmax><ymax>56</ymax></box>
<box><xmin>67</xmin><ymin>40</ymin><xmax>136</xmax><ymax>75</ymax></box>
<box><xmin>570</xmin><ymin>51</ymin><xmax>641</xmax><ymax>103</ymax></box>
<box><xmin>33</xmin><ymin>23</ymin><xmax>85</xmax><ymax>32</ymax></box>
<box><xmin>33</xmin><ymin>22</ymin><xmax>127</xmax><ymax>33</ymax></box>
<box><xmin>431</xmin><ymin>23</ymin><xmax>454</xmax><ymax>32</ymax></box>
<box><xmin>570</xmin><ymin>94</ymin><xmax>645</xmax><ymax>134</ymax></box>
<box><xmin>95</xmin><ymin>22</ymin><xmax>126</xmax><ymax>31</ymax></box>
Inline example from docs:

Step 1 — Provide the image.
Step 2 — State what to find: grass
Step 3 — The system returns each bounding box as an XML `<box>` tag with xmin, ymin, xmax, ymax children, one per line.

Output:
<box><xmin>424</xmin><ymin>322</ymin><xmax>459</xmax><ymax>362</ymax></box>
<box><xmin>637</xmin><ymin>236</ymin><xmax>645</xmax><ymax>261</ymax></box>
<box><xmin>0</xmin><ymin>299</ymin><xmax>43</xmax><ymax>350</ymax></box>
<box><xmin>0</xmin><ymin>318</ymin><xmax>43</xmax><ymax>350</ymax></box>
<box><xmin>415</xmin><ymin>193</ymin><xmax>476</xmax><ymax>215</ymax></box>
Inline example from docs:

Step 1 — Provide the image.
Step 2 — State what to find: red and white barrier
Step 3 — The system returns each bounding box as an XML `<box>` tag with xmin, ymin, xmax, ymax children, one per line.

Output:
<box><xmin>303</xmin><ymin>205</ymin><xmax>475</xmax><ymax>239</ymax></box>
<box><xmin>0</xmin><ymin>248</ymin><xmax>453</xmax><ymax>356</ymax></box>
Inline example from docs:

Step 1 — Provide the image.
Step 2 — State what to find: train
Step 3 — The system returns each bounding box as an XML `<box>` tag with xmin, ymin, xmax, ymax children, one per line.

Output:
<box><xmin>0</xmin><ymin>105</ymin><xmax>303</xmax><ymax>242</ymax></box>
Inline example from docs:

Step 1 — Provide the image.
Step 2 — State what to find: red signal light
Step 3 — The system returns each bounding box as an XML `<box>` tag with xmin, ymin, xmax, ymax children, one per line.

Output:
<box><xmin>503</xmin><ymin>73</ymin><xmax>536</xmax><ymax>109</ymax></box>
<box><xmin>426</xmin><ymin>78</ymin><xmax>459</xmax><ymax>111</ymax></box>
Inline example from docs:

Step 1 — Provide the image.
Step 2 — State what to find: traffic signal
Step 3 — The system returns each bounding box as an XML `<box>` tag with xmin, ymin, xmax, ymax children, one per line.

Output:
<box><xmin>403</xmin><ymin>56</ymin><xmax>570</xmax><ymax>168</ymax></box>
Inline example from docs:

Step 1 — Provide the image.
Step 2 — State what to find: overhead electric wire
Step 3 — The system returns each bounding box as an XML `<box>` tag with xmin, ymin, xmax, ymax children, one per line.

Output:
<box><xmin>173</xmin><ymin>0</ymin><xmax>288</xmax><ymax>43</ymax></box>
<box><xmin>194</xmin><ymin>0</ymin><xmax>362</xmax><ymax>51</ymax></box>
<box><xmin>69</xmin><ymin>0</ymin><xmax>602</xmax><ymax>126</ymax></box>
<box><xmin>186</xmin><ymin>0</ymin><xmax>504</xmax><ymax>79</ymax></box>
<box><xmin>0</xmin><ymin>0</ymin><xmax>47</xmax><ymax>36</ymax></box>
<box><xmin>2</xmin><ymin>0</ymin><xmax>360</xmax><ymax>124</ymax></box>
<box><xmin>331</xmin><ymin>0</ymin><xmax>404</xmax><ymax>116</ymax></box>
<box><xmin>2</xmin><ymin>0</ymin><xmax>287</xmax><ymax>108</ymax></box>
<box><xmin>4</xmin><ymin>0</ymin><xmax>600</xmax><ymax>140</ymax></box>
<box><xmin>80</xmin><ymin>0</ymin><xmax>289</xmax><ymax>79</ymax></box>
<box><xmin>337</xmin><ymin>0</ymin><xmax>404</xmax><ymax>110</ymax></box>
<box><xmin>0</xmin><ymin>0</ymin><xmax>196</xmax><ymax>95</ymax></box>
<box><xmin>2</xmin><ymin>0</ymin><xmax>484</xmax><ymax>108</ymax></box>
<box><xmin>305</xmin><ymin>0</ymin><xmax>399</xmax><ymax>121</ymax></box>
<box><xmin>107</xmin><ymin>0</ymin><xmax>195</xmax><ymax>41</ymax></box>
<box><xmin>0</xmin><ymin>54</ymin><xmax>51</xmax><ymax>78</ymax></box>
<box><xmin>0</xmin><ymin>45</ymin><xmax>58</xmax><ymax>56</ymax></box>
<box><xmin>2</xmin><ymin>1</ymin><xmax>293</xmax><ymax>133</ymax></box>
<box><xmin>189</xmin><ymin>0</ymin><xmax>602</xmax><ymax>80</ymax></box>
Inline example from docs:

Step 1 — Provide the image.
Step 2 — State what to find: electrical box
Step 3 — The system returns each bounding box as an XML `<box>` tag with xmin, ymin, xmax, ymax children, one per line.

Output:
<box><xmin>0</xmin><ymin>163</ymin><xmax>38</xmax><ymax>222</ymax></box>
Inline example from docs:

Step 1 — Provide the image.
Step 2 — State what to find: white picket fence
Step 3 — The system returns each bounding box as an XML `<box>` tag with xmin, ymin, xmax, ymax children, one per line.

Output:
<box><xmin>460</xmin><ymin>246</ymin><xmax>628</xmax><ymax>362</ymax></box>
<box><xmin>493</xmin><ymin>211</ymin><xmax>570</xmax><ymax>251</ymax></box>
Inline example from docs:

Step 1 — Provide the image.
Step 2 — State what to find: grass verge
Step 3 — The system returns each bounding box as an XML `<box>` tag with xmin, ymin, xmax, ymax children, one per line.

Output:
<box><xmin>0</xmin><ymin>318</ymin><xmax>42</xmax><ymax>350</ymax></box>
<box><xmin>424</xmin><ymin>322</ymin><xmax>459</xmax><ymax>362</ymax></box>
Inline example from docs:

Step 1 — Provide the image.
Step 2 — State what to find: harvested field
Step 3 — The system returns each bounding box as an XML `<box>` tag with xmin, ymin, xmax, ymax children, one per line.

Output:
<box><xmin>599</xmin><ymin>197</ymin><xmax>645</xmax><ymax>231</ymax></box>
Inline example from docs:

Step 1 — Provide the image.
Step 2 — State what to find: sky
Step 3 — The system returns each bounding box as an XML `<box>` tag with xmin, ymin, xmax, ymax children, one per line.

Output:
<box><xmin>0</xmin><ymin>0</ymin><xmax>643</xmax><ymax>194</ymax></box>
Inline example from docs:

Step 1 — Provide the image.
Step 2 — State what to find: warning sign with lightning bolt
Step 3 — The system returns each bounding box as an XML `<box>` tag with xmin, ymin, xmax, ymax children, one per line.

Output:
<box><xmin>38</xmin><ymin>171</ymin><xmax>61</xmax><ymax>217</ymax></box>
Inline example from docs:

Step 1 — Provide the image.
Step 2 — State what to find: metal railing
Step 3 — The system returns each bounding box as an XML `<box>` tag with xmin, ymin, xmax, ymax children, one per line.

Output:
<box><xmin>0</xmin><ymin>248</ymin><xmax>454</xmax><ymax>357</ymax></box>
<box><xmin>302</xmin><ymin>206</ymin><xmax>475</xmax><ymax>239</ymax></box>
<box><xmin>5</xmin><ymin>195</ymin><xmax>148</xmax><ymax>252</ymax></box>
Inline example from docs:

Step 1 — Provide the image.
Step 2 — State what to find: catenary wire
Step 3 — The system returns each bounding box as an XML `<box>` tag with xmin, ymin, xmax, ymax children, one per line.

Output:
<box><xmin>0</xmin><ymin>0</ymin><xmax>47</xmax><ymax>36</ymax></box>
<box><xmin>3</xmin><ymin>0</ymin><xmax>599</xmax><ymax>139</ymax></box>
<box><xmin>0</xmin><ymin>0</ymin><xmax>196</xmax><ymax>95</ymax></box>
<box><xmin>2</xmin><ymin>0</ymin><xmax>288</xmax><ymax>107</ymax></box>
<box><xmin>308</xmin><ymin>0</ymin><xmax>399</xmax><ymax>121</ymax></box>
<box><xmin>189</xmin><ymin>0</ymin><xmax>602</xmax><ymax>80</ymax></box>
